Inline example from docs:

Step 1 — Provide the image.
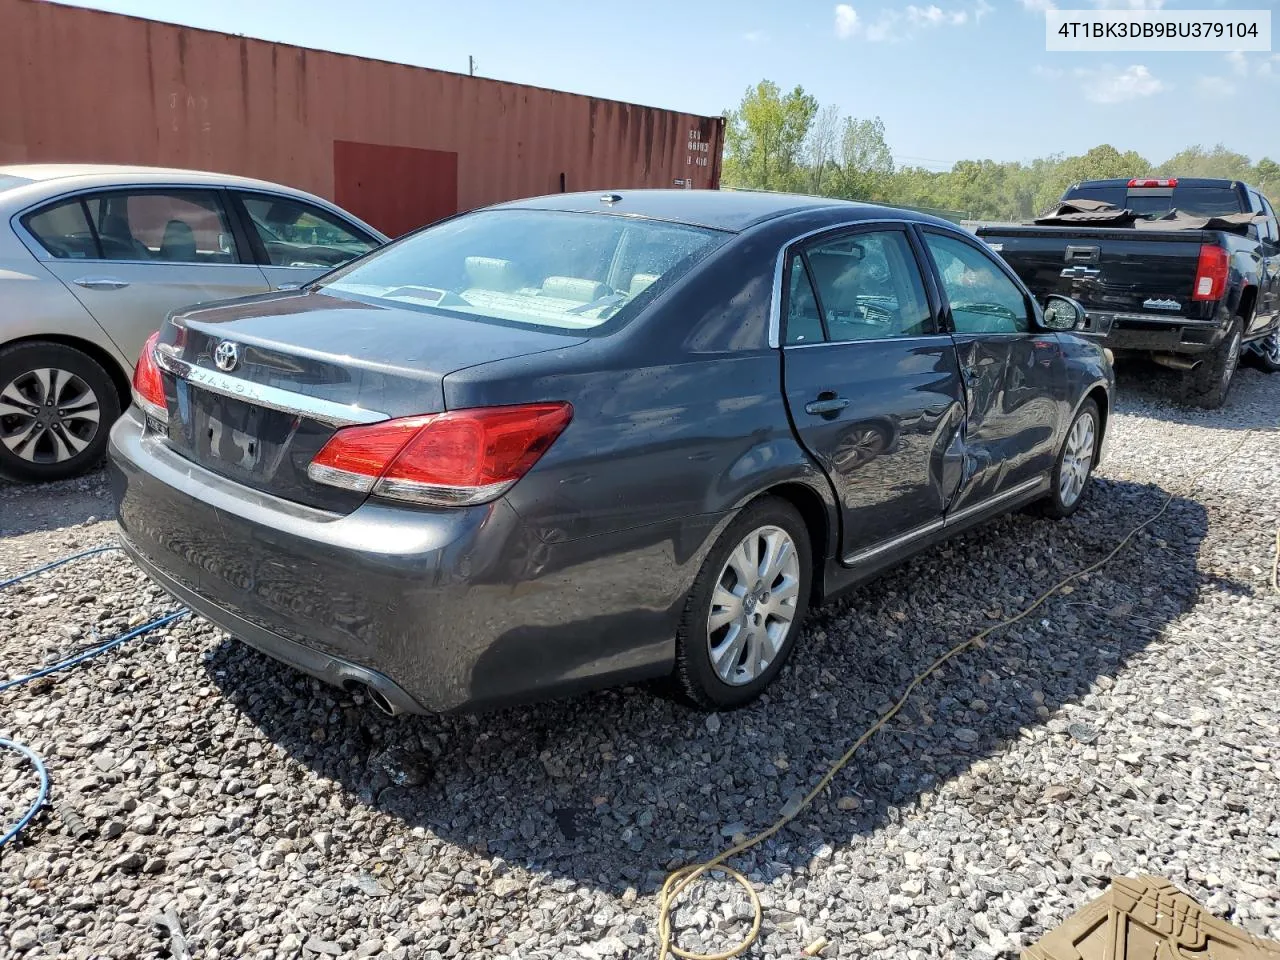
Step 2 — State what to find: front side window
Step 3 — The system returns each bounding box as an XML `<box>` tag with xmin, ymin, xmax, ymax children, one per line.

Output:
<box><xmin>319</xmin><ymin>209</ymin><xmax>727</xmax><ymax>333</ymax></box>
<box><xmin>923</xmin><ymin>232</ymin><xmax>1030</xmax><ymax>334</ymax></box>
<box><xmin>800</xmin><ymin>230</ymin><xmax>933</xmax><ymax>342</ymax></box>
<box><xmin>239</xmin><ymin>193</ymin><xmax>378</xmax><ymax>268</ymax></box>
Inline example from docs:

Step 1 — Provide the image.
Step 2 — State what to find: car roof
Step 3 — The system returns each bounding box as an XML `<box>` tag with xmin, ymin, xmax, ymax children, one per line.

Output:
<box><xmin>491</xmin><ymin>189</ymin><xmax>927</xmax><ymax>233</ymax></box>
<box><xmin>0</xmin><ymin>163</ymin><xmax>388</xmax><ymax>240</ymax></box>
<box><xmin>0</xmin><ymin>163</ymin><xmax>297</xmax><ymax>191</ymax></box>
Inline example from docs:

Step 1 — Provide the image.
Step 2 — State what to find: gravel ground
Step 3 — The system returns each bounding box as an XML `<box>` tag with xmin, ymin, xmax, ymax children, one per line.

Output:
<box><xmin>2</xmin><ymin>362</ymin><xmax>1278</xmax><ymax>960</ymax></box>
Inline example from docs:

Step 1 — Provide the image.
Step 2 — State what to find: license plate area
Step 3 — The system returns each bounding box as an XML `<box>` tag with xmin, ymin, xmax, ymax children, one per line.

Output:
<box><xmin>163</xmin><ymin>380</ymin><xmax>370</xmax><ymax>513</ymax></box>
<box><xmin>171</xmin><ymin>381</ymin><xmax>303</xmax><ymax>485</ymax></box>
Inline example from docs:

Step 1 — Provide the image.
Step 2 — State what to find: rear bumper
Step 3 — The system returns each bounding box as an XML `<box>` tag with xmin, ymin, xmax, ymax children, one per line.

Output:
<box><xmin>1095</xmin><ymin>312</ymin><xmax>1227</xmax><ymax>357</ymax></box>
<box><xmin>108</xmin><ymin>410</ymin><xmax>680</xmax><ymax>713</ymax></box>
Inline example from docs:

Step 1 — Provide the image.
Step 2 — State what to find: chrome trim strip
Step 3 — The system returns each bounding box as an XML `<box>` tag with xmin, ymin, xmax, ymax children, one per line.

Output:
<box><xmin>153</xmin><ymin>350</ymin><xmax>389</xmax><ymax>427</ymax></box>
<box><xmin>782</xmin><ymin>333</ymin><xmax>955</xmax><ymax>351</ymax></box>
<box><xmin>944</xmin><ymin>477</ymin><xmax>1047</xmax><ymax>526</ymax></box>
<box><xmin>1095</xmin><ymin>311</ymin><xmax>1215</xmax><ymax>327</ymax></box>
<box><xmin>842</xmin><ymin>518</ymin><xmax>945</xmax><ymax>566</ymax></box>
<box><xmin>840</xmin><ymin>476</ymin><xmax>1048</xmax><ymax>566</ymax></box>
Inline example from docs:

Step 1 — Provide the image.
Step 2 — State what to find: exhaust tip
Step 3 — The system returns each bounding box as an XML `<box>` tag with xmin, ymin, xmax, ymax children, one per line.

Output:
<box><xmin>341</xmin><ymin>678</ymin><xmax>401</xmax><ymax>716</ymax></box>
<box><xmin>364</xmin><ymin>685</ymin><xmax>397</xmax><ymax>716</ymax></box>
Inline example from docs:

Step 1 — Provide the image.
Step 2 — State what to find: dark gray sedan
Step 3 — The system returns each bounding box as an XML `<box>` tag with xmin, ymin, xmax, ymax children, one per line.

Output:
<box><xmin>109</xmin><ymin>190</ymin><xmax>1113</xmax><ymax>714</ymax></box>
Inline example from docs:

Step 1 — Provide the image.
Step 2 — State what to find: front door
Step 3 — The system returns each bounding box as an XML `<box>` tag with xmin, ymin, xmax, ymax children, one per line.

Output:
<box><xmin>27</xmin><ymin>187</ymin><xmax>270</xmax><ymax>366</ymax></box>
<box><xmin>917</xmin><ymin>228</ymin><xmax>1066</xmax><ymax>515</ymax></box>
<box><xmin>780</xmin><ymin>225</ymin><xmax>967</xmax><ymax>560</ymax></box>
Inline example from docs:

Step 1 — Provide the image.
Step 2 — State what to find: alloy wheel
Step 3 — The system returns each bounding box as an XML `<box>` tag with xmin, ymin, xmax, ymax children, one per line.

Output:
<box><xmin>706</xmin><ymin>525</ymin><xmax>802</xmax><ymax>686</ymax></box>
<box><xmin>0</xmin><ymin>367</ymin><xmax>102</xmax><ymax>464</ymax></box>
<box><xmin>1058</xmin><ymin>410</ymin><xmax>1096</xmax><ymax>509</ymax></box>
<box><xmin>1264</xmin><ymin>331</ymin><xmax>1280</xmax><ymax>367</ymax></box>
<box><xmin>1223</xmin><ymin>330</ymin><xmax>1241</xmax><ymax>388</ymax></box>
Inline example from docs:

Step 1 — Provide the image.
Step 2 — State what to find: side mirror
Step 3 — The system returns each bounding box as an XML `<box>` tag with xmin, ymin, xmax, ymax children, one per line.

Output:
<box><xmin>1040</xmin><ymin>294</ymin><xmax>1087</xmax><ymax>332</ymax></box>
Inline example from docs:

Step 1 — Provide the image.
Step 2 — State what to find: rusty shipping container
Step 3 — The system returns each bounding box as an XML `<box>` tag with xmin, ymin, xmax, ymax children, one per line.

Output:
<box><xmin>0</xmin><ymin>0</ymin><xmax>724</xmax><ymax>236</ymax></box>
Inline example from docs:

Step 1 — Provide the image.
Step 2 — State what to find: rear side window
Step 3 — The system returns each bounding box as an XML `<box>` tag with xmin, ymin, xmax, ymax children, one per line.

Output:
<box><xmin>22</xmin><ymin>189</ymin><xmax>240</xmax><ymax>263</ymax></box>
<box><xmin>96</xmin><ymin>190</ymin><xmax>238</xmax><ymax>263</ymax></box>
<box><xmin>24</xmin><ymin>199</ymin><xmax>98</xmax><ymax>259</ymax></box>
<box><xmin>319</xmin><ymin>209</ymin><xmax>727</xmax><ymax>333</ymax></box>
<box><xmin>789</xmin><ymin>230</ymin><xmax>934</xmax><ymax>344</ymax></box>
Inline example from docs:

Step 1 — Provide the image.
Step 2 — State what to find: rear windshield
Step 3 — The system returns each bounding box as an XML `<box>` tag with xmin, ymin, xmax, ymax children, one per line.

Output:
<box><xmin>1062</xmin><ymin>183</ymin><xmax>1243</xmax><ymax>219</ymax></box>
<box><xmin>318</xmin><ymin>209</ymin><xmax>727</xmax><ymax>333</ymax></box>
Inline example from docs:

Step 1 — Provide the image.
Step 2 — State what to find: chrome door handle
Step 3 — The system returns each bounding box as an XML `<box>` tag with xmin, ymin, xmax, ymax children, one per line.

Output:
<box><xmin>805</xmin><ymin>395</ymin><xmax>850</xmax><ymax>416</ymax></box>
<box><xmin>73</xmin><ymin>277</ymin><xmax>129</xmax><ymax>290</ymax></box>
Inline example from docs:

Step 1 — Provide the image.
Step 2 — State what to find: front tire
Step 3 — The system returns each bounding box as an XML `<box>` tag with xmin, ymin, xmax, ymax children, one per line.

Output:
<box><xmin>674</xmin><ymin>497</ymin><xmax>813</xmax><ymax>710</ymax></box>
<box><xmin>1186</xmin><ymin>317</ymin><xmax>1243</xmax><ymax>408</ymax></box>
<box><xmin>1248</xmin><ymin>328</ymin><xmax>1280</xmax><ymax>373</ymax></box>
<box><xmin>0</xmin><ymin>341</ymin><xmax>121</xmax><ymax>483</ymax></box>
<box><xmin>1038</xmin><ymin>398</ymin><xmax>1099</xmax><ymax>520</ymax></box>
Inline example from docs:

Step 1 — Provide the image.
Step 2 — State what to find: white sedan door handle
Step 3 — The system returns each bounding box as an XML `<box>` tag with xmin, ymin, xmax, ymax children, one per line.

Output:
<box><xmin>73</xmin><ymin>277</ymin><xmax>130</xmax><ymax>290</ymax></box>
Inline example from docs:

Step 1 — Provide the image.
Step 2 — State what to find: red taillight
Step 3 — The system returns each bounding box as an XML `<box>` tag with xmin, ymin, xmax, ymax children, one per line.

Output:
<box><xmin>308</xmin><ymin>402</ymin><xmax>574</xmax><ymax>506</ymax></box>
<box><xmin>1192</xmin><ymin>244</ymin><xmax>1229</xmax><ymax>301</ymax></box>
<box><xmin>1128</xmin><ymin>178</ymin><xmax>1178</xmax><ymax>188</ymax></box>
<box><xmin>131</xmin><ymin>331</ymin><xmax>168</xmax><ymax>423</ymax></box>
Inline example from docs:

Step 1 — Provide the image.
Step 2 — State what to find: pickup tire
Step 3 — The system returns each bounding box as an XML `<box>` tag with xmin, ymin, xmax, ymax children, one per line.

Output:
<box><xmin>1249</xmin><ymin>329</ymin><xmax>1280</xmax><ymax>373</ymax></box>
<box><xmin>1186</xmin><ymin>317</ymin><xmax>1243</xmax><ymax>409</ymax></box>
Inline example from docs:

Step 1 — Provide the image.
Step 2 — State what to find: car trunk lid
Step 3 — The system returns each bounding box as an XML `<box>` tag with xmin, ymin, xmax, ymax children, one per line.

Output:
<box><xmin>152</xmin><ymin>290</ymin><xmax>588</xmax><ymax>512</ymax></box>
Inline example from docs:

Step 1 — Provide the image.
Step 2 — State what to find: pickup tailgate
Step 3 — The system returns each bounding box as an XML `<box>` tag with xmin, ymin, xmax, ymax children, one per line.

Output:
<box><xmin>978</xmin><ymin>226</ymin><xmax>1217</xmax><ymax>321</ymax></box>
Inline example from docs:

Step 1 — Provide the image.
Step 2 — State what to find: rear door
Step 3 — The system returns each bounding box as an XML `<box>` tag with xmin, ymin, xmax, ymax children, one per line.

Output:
<box><xmin>229</xmin><ymin>190</ymin><xmax>381</xmax><ymax>292</ymax></box>
<box><xmin>917</xmin><ymin>227</ymin><xmax>1067</xmax><ymax>513</ymax></box>
<box><xmin>780</xmin><ymin>224</ymin><xmax>967</xmax><ymax>560</ymax></box>
<box><xmin>24</xmin><ymin>187</ymin><xmax>270</xmax><ymax>365</ymax></box>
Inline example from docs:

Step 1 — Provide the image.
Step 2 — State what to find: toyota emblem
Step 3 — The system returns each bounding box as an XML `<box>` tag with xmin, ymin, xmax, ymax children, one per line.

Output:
<box><xmin>213</xmin><ymin>340</ymin><xmax>240</xmax><ymax>372</ymax></box>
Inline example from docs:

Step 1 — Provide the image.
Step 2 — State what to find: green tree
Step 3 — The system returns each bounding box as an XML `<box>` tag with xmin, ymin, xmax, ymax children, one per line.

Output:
<box><xmin>831</xmin><ymin>116</ymin><xmax>894</xmax><ymax>201</ymax></box>
<box><xmin>1155</xmin><ymin>144</ymin><xmax>1254</xmax><ymax>182</ymax></box>
<box><xmin>722</xmin><ymin>81</ymin><xmax>818</xmax><ymax>192</ymax></box>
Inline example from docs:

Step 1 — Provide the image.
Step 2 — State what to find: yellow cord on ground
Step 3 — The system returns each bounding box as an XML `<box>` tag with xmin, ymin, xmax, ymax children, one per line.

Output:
<box><xmin>656</xmin><ymin>433</ymin><xmax>1258</xmax><ymax>960</ymax></box>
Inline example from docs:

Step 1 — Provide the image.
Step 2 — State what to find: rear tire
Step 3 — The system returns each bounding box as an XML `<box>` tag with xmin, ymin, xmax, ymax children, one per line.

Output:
<box><xmin>674</xmin><ymin>497</ymin><xmax>813</xmax><ymax>710</ymax></box>
<box><xmin>1036</xmin><ymin>398</ymin><xmax>1099</xmax><ymax>520</ymax></box>
<box><xmin>1185</xmin><ymin>317</ymin><xmax>1243</xmax><ymax>408</ymax></box>
<box><xmin>0</xmin><ymin>341</ymin><xmax>121</xmax><ymax>483</ymax></box>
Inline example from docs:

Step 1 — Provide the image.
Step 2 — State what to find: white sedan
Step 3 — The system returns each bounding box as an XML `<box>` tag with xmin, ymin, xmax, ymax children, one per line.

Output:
<box><xmin>0</xmin><ymin>164</ymin><xmax>387</xmax><ymax>481</ymax></box>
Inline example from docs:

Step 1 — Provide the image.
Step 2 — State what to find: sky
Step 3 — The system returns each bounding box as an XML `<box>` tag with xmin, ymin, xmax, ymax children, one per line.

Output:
<box><xmin>57</xmin><ymin>0</ymin><xmax>1280</xmax><ymax>170</ymax></box>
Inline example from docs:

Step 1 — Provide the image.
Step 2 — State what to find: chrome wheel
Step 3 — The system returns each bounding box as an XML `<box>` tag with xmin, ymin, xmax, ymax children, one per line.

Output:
<box><xmin>1263</xmin><ymin>331</ymin><xmax>1280</xmax><ymax>367</ymax></box>
<box><xmin>707</xmin><ymin>525</ymin><xmax>801</xmax><ymax>686</ymax></box>
<box><xmin>0</xmin><ymin>367</ymin><xmax>101</xmax><ymax>464</ymax></box>
<box><xmin>1058</xmin><ymin>410</ymin><xmax>1096</xmax><ymax>508</ymax></box>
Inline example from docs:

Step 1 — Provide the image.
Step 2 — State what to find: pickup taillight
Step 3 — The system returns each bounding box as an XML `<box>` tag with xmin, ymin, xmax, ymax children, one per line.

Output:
<box><xmin>1192</xmin><ymin>244</ymin><xmax>1229</xmax><ymax>301</ymax></box>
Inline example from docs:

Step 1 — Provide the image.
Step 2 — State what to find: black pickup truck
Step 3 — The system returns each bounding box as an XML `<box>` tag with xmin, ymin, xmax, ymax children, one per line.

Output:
<box><xmin>976</xmin><ymin>178</ymin><xmax>1280</xmax><ymax>407</ymax></box>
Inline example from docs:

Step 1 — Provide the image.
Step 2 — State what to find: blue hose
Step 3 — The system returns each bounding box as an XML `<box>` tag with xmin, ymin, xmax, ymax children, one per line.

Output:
<box><xmin>0</xmin><ymin>545</ymin><xmax>190</xmax><ymax>849</ymax></box>
<box><xmin>0</xmin><ymin>739</ymin><xmax>49</xmax><ymax>849</ymax></box>
<box><xmin>0</xmin><ymin>544</ymin><xmax>120</xmax><ymax>590</ymax></box>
